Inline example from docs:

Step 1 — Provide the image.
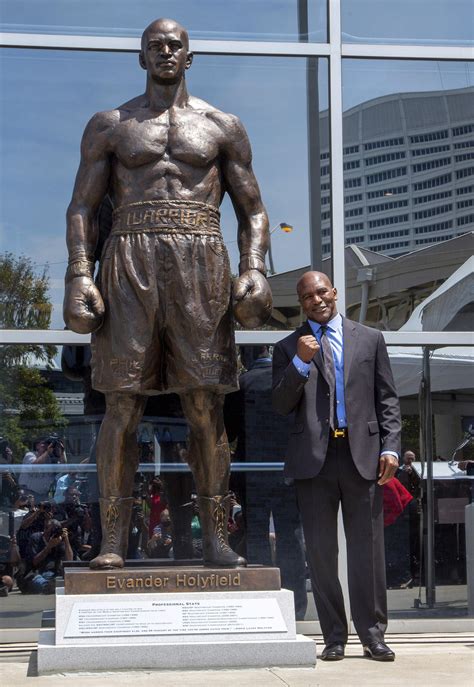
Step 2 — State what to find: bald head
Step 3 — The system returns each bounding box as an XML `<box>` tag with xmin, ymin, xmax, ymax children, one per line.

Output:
<box><xmin>297</xmin><ymin>271</ymin><xmax>338</xmax><ymax>324</ymax></box>
<box><xmin>296</xmin><ymin>271</ymin><xmax>334</xmax><ymax>298</ymax></box>
<box><xmin>141</xmin><ymin>18</ymin><xmax>189</xmax><ymax>52</ymax></box>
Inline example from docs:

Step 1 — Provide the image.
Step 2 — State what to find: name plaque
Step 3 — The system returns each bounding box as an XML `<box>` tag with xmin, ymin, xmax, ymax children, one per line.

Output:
<box><xmin>63</xmin><ymin>566</ymin><xmax>281</xmax><ymax>594</ymax></box>
<box><xmin>64</xmin><ymin>597</ymin><xmax>287</xmax><ymax>638</ymax></box>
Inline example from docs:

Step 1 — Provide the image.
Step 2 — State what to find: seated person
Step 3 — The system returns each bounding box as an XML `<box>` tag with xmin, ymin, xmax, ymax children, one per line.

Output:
<box><xmin>23</xmin><ymin>519</ymin><xmax>73</xmax><ymax>594</ymax></box>
<box><xmin>0</xmin><ymin>534</ymin><xmax>20</xmax><ymax>596</ymax></box>
<box><xmin>16</xmin><ymin>500</ymin><xmax>54</xmax><ymax>559</ymax></box>
<box><xmin>56</xmin><ymin>487</ymin><xmax>91</xmax><ymax>560</ymax></box>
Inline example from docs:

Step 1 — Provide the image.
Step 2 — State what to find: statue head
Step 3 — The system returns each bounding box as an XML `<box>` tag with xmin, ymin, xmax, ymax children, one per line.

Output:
<box><xmin>139</xmin><ymin>18</ymin><xmax>193</xmax><ymax>84</ymax></box>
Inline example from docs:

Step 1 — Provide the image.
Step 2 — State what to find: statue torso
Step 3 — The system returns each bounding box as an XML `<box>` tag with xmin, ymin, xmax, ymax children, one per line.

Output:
<box><xmin>107</xmin><ymin>97</ymin><xmax>226</xmax><ymax>208</ymax></box>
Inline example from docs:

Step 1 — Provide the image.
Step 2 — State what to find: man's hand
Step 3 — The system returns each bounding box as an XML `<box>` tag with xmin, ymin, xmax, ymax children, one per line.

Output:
<box><xmin>233</xmin><ymin>270</ymin><xmax>272</xmax><ymax>328</ymax></box>
<box><xmin>297</xmin><ymin>335</ymin><xmax>320</xmax><ymax>363</ymax></box>
<box><xmin>378</xmin><ymin>453</ymin><xmax>399</xmax><ymax>485</ymax></box>
<box><xmin>63</xmin><ymin>276</ymin><xmax>105</xmax><ymax>334</ymax></box>
<box><xmin>47</xmin><ymin>534</ymin><xmax>63</xmax><ymax>549</ymax></box>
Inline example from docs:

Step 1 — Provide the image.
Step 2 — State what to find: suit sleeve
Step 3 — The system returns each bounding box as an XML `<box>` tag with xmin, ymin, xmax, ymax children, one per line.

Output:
<box><xmin>272</xmin><ymin>341</ymin><xmax>308</xmax><ymax>416</ymax></box>
<box><xmin>374</xmin><ymin>333</ymin><xmax>402</xmax><ymax>455</ymax></box>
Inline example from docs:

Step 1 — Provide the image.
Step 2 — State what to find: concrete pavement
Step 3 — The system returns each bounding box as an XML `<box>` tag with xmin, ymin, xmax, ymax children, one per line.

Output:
<box><xmin>1</xmin><ymin>633</ymin><xmax>473</xmax><ymax>686</ymax></box>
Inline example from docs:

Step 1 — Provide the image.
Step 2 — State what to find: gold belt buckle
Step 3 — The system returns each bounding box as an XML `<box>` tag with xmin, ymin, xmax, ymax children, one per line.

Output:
<box><xmin>333</xmin><ymin>428</ymin><xmax>346</xmax><ymax>438</ymax></box>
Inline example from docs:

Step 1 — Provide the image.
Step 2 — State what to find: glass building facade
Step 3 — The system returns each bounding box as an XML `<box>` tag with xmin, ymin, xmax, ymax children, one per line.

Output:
<box><xmin>0</xmin><ymin>1</ymin><xmax>473</xmax><ymax>642</ymax></box>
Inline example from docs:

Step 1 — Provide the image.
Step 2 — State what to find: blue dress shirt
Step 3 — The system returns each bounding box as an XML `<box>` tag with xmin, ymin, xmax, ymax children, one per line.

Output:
<box><xmin>293</xmin><ymin>313</ymin><xmax>347</xmax><ymax>428</ymax></box>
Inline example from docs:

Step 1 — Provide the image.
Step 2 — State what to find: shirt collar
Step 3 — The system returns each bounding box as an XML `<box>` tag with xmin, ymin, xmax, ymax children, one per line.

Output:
<box><xmin>308</xmin><ymin>312</ymin><xmax>342</xmax><ymax>336</ymax></box>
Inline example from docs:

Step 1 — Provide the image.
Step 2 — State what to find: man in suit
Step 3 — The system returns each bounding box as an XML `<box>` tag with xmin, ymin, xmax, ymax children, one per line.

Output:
<box><xmin>272</xmin><ymin>271</ymin><xmax>401</xmax><ymax>662</ymax></box>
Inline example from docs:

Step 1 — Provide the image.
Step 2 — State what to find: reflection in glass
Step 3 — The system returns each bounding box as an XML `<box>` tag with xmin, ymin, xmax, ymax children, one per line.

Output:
<box><xmin>0</xmin><ymin>0</ymin><xmax>327</xmax><ymax>43</ymax></box>
<box><xmin>0</xmin><ymin>343</ymin><xmax>311</xmax><ymax>619</ymax></box>
<box><xmin>340</xmin><ymin>60</ymin><xmax>474</xmax><ymax>329</ymax></box>
<box><xmin>386</xmin><ymin>346</ymin><xmax>472</xmax><ymax>617</ymax></box>
<box><xmin>342</xmin><ymin>0</ymin><xmax>474</xmax><ymax>46</ymax></box>
<box><xmin>225</xmin><ymin>345</ymin><xmax>308</xmax><ymax>620</ymax></box>
<box><xmin>0</xmin><ymin>49</ymin><xmax>328</xmax><ymax>328</ymax></box>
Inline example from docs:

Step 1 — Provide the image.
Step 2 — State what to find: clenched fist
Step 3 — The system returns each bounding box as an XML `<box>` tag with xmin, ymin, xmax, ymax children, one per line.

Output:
<box><xmin>233</xmin><ymin>270</ymin><xmax>272</xmax><ymax>329</ymax></box>
<box><xmin>63</xmin><ymin>276</ymin><xmax>105</xmax><ymax>334</ymax></box>
<box><xmin>297</xmin><ymin>334</ymin><xmax>320</xmax><ymax>362</ymax></box>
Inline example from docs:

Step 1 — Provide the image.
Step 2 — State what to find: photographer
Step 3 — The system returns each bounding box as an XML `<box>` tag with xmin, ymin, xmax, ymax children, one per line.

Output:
<box><xmin>0</xmin><ymin>438</ymin><xmax>19</xmax><ymax>508</ymax></box>
<box><xmin>147</xmin><ymin>509</ymin><xmax>173</xmax><ymax>559</ymax></box>
<box><xmin>20</xmin><ymin>436</ymin><xmax>66</xmax><ymax>502</ymax></box>
<box><xmin>56</xmin><ymin>487</ymin><xmax>91</xmax><ymax>560</ymax></box>
<box><xmin>16</xmin><ymin>500</ymin><xmax>54</xmax><ymax>559</ymax></box>
<box><xmin>24</xmin><ymin>519</ymin><xmax>72</xmax><ymax>594</ymax></box>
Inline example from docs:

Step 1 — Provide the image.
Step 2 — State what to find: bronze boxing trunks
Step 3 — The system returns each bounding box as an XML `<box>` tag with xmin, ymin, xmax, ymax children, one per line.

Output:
<box><xmin>91</xmin><ymin>200</ymin><xmax>238</xmax><ymax>395</ymax></box>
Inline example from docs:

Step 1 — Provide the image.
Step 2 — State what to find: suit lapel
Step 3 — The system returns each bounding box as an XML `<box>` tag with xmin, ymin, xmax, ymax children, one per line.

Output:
<box><xmin>343</xmin><ymin>316</ymin><xmax>358</xmax><ymax>385</ymax></box>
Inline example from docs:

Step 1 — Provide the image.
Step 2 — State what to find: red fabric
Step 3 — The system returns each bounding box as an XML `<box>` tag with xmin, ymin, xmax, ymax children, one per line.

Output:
<box><xmin>148</xmin><ymin>493</ymin><xmax>167</xmax><ymax>537</ymax></box>
<box><xmin>383</xmin><ymin>478</ymin><xmax>413</xmax><ymax>527</ymax></box>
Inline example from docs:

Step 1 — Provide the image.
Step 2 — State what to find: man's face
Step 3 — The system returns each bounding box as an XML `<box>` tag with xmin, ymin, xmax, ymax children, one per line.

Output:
<box><xmin>297</xmin><ymin>273</ymin><xmax>338</xmax><ymax>324</ymax></box>
<box><xmin>403</xmin><ymin>451</ymin><xmax>415</xmax><ymax>466</ymax></box>
<box><xmin>140</xmin><ymin>23</ymin><xmax>192</xmax><ymax>84</ymax></box>
<box><xmin>36</xmin><ymin>441</ymin><xmax>47</xmax><ymax>454</ymax></box>
<box><xmin>65</xmin><ymin>488</ymin><xmax>80</xmax><ymax>504</ymax></box>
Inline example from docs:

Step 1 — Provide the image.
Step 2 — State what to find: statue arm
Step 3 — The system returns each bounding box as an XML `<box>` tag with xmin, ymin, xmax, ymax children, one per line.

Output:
<box><xmin>219</xmin><ymin>114</ymin><xmax>272</xmax><ymax>328</ymax></box>
<box><xmin>66</xmin><ymin>112</ymin><xmax>113</xmax><ymax>269</ymax></box>
<box><xmin>220</xmin><ymin>115</ymin><xmax>269</xmax><ymax>276</ymax></box>
<box><xmin>64</xmin><ymin>112</ymin><xmax>113</xmax><ymax>333</ymax></box>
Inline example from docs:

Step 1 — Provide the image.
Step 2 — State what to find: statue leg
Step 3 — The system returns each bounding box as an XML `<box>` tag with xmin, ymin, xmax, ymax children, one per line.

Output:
<box><xmin>180</xmin><ymin>389</ymin><xmax>246</xmax><ymax>568</ymax></box>
<box><xmin>90</xmin><ymin>392</ymin><xmax>147</xmax><ymax>570</ymax></box>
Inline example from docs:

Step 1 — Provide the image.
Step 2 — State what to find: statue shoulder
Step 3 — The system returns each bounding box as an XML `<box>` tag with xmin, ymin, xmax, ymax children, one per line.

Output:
<box><xmin>188</xmin><ymin>96</ymin><xmax>246</xmax><ymax>136</ymax></box>
<box><xmin>203</xmin><ymin>106</ymin><xmax>251</xmax><ymax>161</ymax></box>
<box><xmin>82</xmin><ymin>109</ymin><xmax>121</xmax><ymax>146</ymax></box>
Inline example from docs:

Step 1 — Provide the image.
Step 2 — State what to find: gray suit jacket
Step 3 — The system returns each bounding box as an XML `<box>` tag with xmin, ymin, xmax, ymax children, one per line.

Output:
<box><xmin>272</xmin><ymin>317</ymin><xmax>401</xmax><ymax>481</ymax></box>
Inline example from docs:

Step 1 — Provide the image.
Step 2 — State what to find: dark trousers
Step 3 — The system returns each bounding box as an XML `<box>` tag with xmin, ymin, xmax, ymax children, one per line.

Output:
<box><xmin>245</xmin><ymin>473</ymin><xmax>308</xmax><ymax>620</ymax></box>
<box><xmin>296</xmin><ymin>436</ymin><xmax>387</xmax><ymax>646</ymax></box>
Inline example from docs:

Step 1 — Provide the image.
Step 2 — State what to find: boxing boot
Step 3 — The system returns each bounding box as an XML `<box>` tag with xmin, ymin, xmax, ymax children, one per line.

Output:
<box><xmin>198</xmin><ymin>494</ymin><xmax>247</xmax><ymax>567</ymax></box>
<box><xmin>90</xmin><ymin>496</ymin><xmax>133</xmax><ymax>569</ymax></box>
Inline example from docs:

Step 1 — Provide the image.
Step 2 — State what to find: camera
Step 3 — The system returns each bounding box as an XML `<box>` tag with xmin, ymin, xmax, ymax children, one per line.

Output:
<box><xmin>50</xmin><ymin>527</ymin><xmax>63</xmax><ymax>539</ymax></box>
<box><xmin>45</xmin><ymin>434</ymin><xmax>63</xmax><ymax>463</ymax></box>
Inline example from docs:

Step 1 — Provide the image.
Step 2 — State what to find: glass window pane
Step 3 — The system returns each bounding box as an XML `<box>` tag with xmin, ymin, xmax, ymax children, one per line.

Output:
<box><xmin>0</xmin><ymin>0</ymin><xmax>328</xmax><ymax>43</ymax></box>
<box><xmin>385</xmin><ymin>346</ymin><xmax>472</xmax><ymax>618</ymax></box>
<box><xmin>0</xmin><ymin>342</ymin><xmax>310</xmax><ymax>631</ymax></box>
<box><xmin>342</xmin><ymin>0</ymin><xmax>474</xmax><ymax>46</ymax></box>
<box><xmin>342</xmin><ymin>59</ymin><xmax>474</xmax><ymax>330</ymax></box>
<box><xmin>0</xmin><ymin>48</ymin><xmax>328</xmax><ymax>330</ymax></box>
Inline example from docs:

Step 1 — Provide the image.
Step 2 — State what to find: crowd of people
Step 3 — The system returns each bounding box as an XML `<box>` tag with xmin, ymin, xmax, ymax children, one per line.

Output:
<box><xmin>0</xmin><ymin>440</ymin><xmax>247</xmax><ymax>596</ymax></box>
<box><xmin>0</xmin><ymin>426</ymin><xmax>471</xmax><ymax>602</ymax></box>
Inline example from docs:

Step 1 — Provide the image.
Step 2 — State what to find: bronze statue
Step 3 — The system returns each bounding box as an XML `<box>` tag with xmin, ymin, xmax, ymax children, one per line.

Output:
<box><xmin>63</xmin><ymin>18</ymin><xmax>271</xmax><ymax>569</ymax></box>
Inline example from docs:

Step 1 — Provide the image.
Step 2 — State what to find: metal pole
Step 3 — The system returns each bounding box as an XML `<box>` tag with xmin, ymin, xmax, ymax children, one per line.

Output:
<box><xmin>423</xmin><ymin>347</ymin><xmax>436</xmax><ymax>607</ymax></box>
<box><xmin>267</xmin><ymin>237</ymin><xmax>276</xmax><ymax>275</ymax></box>
<box><xmin>298</xmin><ymin>0</ymin><xmax>322</xmax><ymax>272</ymax></box>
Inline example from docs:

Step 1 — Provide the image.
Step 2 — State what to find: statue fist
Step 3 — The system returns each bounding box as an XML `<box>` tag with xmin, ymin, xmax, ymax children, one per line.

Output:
<box><xmin>63</xmin><ymin>277</ymin><xmax>105</xmax><ymax>334</ymax></box>
<box><xmin>233</xmin><ymin>270</ymin><xmax>272</xmax><ymax>329</ymax></box>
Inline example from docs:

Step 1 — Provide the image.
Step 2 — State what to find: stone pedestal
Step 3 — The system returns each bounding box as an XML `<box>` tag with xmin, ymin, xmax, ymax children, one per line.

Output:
<box><xmin>37</xmin><ymin>568</ymin><xmax>316</xmax><ymax>674</ymax></box>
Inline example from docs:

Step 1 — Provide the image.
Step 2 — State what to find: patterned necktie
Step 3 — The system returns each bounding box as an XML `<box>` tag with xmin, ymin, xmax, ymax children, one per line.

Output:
<box><xmin>320</xmin><ymin>325</ymin><xmax>336</xmax><ymax>430</ymax></box>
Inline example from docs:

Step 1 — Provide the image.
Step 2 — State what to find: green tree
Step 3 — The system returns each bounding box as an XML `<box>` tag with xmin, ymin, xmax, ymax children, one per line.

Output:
<box><xmin>0</xmin><ymin>253</ymin><xmax>65</xmax><ymax>461</ymax></box>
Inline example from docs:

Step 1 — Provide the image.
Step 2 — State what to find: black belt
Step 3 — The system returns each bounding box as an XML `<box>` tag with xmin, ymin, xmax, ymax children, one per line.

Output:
<box><xmin>330</xmin><ymin>428</ymin><xmax>347</xmax><ymax>439</ymax></box>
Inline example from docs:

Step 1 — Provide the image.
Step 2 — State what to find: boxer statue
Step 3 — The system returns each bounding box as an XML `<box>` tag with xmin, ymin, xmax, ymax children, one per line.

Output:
<box><xmin>63</xmin><ymin>18</ymin><xmax>271</xmax><ymax>569</ymax></box>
